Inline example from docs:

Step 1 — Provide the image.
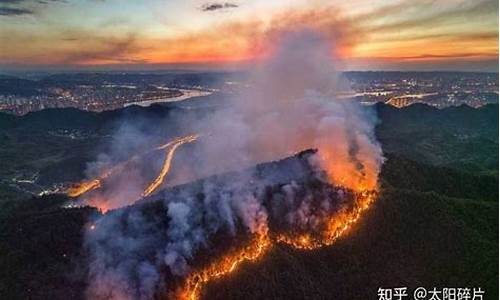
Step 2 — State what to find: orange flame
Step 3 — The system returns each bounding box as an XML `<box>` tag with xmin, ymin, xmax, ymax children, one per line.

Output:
<box><xmin>142</xmin><ymin>134</ymin><xmax>199</xmax><ymax>197</ymax></box>
<box><xmin>178</xmin><ymin>188</ymin><xmax>377</xmax><ymax>300</ymax></box>
<box><xmin>179</xmin><ymin>229</ymin><xmax>271</xmax><ymax>300</ymax></box>
<box><xmin>66</xmin><ymin>136</ymin><xmax>196</xmax><ymax>198</ymax></box>
<box><xmin>275</xmin><ymin>189</ymin><xmax>376</xmax><ymax>249</ymax></box>
<box><xmin>66</xmin><ymin>179</ymin><xmax>102</xmax><ymax>197</ymax></box>
<box><xmin>66</xmin><ymin>164</ymin><xmax>122</xmax><ymax>197</ymax></box>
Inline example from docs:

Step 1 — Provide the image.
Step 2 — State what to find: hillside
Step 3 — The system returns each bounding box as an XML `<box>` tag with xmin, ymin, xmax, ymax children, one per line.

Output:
<box><xmin>376</xmin><ymin>103</ymin><xmax>498</xmax><ymax>173</ymax></box>
<box><xmin>0</xmin><ymin>102</ymin><xmax>497</xmax><ymax>299</ymax></box>
<box><xmin>0</xmin><ymin>152</ymin><xmax>497</xmax><ymax>299</ymax></box>
<box><xmin>202</xmin><ymin>187</ymin><xmax>497</xmax><ymax>299</ymax></box>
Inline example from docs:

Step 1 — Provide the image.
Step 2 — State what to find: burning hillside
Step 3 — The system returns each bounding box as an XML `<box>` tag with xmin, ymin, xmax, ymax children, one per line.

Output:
<box><xmin>84</xmin><ymin>149</ymin><xmax>378</xmax><ymax>300</ymax></box>
<box><xmin>75</xmin><ymin>29</ymin><xmax>383</xmax><ymax>300</ymax></box>
<box><xmin>67</xmin><ymin>134</ymin><xmax>199</xmax><ymax>211</ymax></box>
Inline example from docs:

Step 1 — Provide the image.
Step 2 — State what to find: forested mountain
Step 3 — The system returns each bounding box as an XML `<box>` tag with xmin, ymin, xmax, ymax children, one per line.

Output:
<box><xmin>0</xmin><ymin>102</ymin><xmax>497</xmax><ymax>300</ymax></box>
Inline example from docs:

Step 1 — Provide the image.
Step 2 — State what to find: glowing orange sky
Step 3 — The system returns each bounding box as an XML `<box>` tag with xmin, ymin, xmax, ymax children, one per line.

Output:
<box><xmin>0</xmin><ymin>0</ymin><xmax>497</xmax><ymax>71</ymax></box>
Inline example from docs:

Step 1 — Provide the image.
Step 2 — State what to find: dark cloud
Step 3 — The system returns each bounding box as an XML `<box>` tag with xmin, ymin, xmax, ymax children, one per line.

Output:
<box><xmin>201</xmin><ymin>2</ymin><xmax>238</xmax><ymax>12</ymax></box>
<box><xmin>0</xmin><ymin>7</ymin><xmax>32</xmax><ymax>15</ymax></box>
<box><xmin>0</xmin><ymin>0</ymin><xmax>65</xmax><ymax>17</ymax></box>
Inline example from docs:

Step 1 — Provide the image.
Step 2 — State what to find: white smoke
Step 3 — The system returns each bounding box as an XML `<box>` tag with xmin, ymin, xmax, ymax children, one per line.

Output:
<box><xmin>188</xmin><ymin>29</ymin><xmax>382</xmax><ymax>190</ymax></box>
<box><xmin>161</xmin><ymin>179</ymin><xmax>269</xmax><ymax>277</ymax></box>
<box><xmin>85</xmin><ymin>178</ymin><xmax>270</xmax><ymax>299</ymax></box>
<box><xmin>84</xmin><ymin>28</ymin><xmax>383</xmax><ymax>299</ymax></box>
<box><xmin>85</xmin><ymin>210</ymin><xmax>163</xmax><ymax>300</ymax></box>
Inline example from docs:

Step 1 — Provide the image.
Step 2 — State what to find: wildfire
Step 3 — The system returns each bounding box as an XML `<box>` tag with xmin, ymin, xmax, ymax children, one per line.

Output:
<box><xmin>142</xmin><ymin>134</ymin><xmax>199</xmax><ymax>197</ymax></box>
<box><xmin>66</xmin><ymin>136</ymin><xmax>197</xmax><ymax>198</ymax></box>
<box><xmin>66</xmin><ymin>163</ymin><xmax>122</xmax><ymax>197</ymax></box>
<box><xmin>73</xmin><ymin>135</ymin><xmax>378</xmax><ymax>300</ymax></box>
<box><xmin>179</xmin><ymin>229</ymin><xmax>271</xmax><ymax>300</ymax></box>
<box><xmin>178</xmin><ymin>189</ymin><xmax>377</xmax><ymax>300</ymax></box>
<box><xmin>276</xmin><ymin>189</ymin><xmax>377</xmax><ymax>249</ymax></box>
<box><xmin>66</xmin><ymin>179</ymin><xmax>102</xmax><ymax>197</ymax></box>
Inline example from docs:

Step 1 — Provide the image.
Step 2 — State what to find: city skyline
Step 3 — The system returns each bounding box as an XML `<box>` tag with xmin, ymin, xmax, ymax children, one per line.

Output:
<box><xmin>0</xmin><ymin>0</ymin><xmax>498</xmax><ymax>72</ymax></box>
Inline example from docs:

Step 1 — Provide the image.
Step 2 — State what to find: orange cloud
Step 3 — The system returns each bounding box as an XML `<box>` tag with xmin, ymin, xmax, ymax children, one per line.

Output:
<box><xmin>123</xmin><ymin>7</ymin><xmax>360</xmax><ymax>66</ymax></box>
<box><xmin>0</xmin><ymin>7</ymin><xmax>354</xmax><ymax>66</ymax></box>
<box><xmin>0</xmin><ymin>1</ymin><xmax>497</xmax><ymax>71</ymax></box>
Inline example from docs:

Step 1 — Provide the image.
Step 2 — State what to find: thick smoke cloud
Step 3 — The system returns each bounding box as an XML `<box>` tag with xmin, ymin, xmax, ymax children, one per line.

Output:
<box><xmin>85</xmin><ymin>210</ymin><xmax>162</xmax><ymax>300</ymax></box>
<box><xmin>86</xmin><ymin>176</ymin><xmax>270</xmax><ymax>299</ymax></box>
<box><xmin>84</xmin><ymin>28</ymin><xmax>383</xmax><ymax>299</ymax></box>
<box><xmin>74</xmin><ymin>113</ymin><xmax>193</xmax><ymax>211</ymax></box>
<box><xmin>190</xmin><ymin>29</ymin><xmax>382</xmax><ymax>190</ymax></box>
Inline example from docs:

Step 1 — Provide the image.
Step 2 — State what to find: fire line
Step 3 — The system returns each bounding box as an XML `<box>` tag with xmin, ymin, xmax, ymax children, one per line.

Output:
<box><xmin>142</xmin><ymin>134</ymin><xmax>199</xmax><ymax>197</ymax></box>
<box><xmin>66</xmin><ymin>166</ymin><xmax>117</xmax><ymax>197</ymax></box>
<box><xmin>66</xmin><ymin>179</ymin><xmax>102</xmax><ymax>197</ymax></box>
<box><xmin>178</xmin><ymin>189</ymin><xmax>377</xmax><ymax>300</ymax></box>
<box><xmin>180</xmin><ymin>230</ymin><xmax>271</xmax><ymax>300</ymax></box>
<box><xmin>66</xmin><ymin>135</ymin><xmax>197</xmax><ymax>198</ymax></box>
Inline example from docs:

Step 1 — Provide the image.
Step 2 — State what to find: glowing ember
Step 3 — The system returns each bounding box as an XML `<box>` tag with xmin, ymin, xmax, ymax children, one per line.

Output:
<box><xmin>142</xmin><ymin>134</ymin><xmax>199</xmax><ymax>197</ymax></box>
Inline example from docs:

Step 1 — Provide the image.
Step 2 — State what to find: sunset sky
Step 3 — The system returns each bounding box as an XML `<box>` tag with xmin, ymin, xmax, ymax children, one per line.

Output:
<box><xmin>0</xmin><ymin>0</ymin><xmax>498</xmax><ymax>71</ymax></box>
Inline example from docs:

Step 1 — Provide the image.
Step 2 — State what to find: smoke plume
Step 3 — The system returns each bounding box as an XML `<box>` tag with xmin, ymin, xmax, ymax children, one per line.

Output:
<box><xmin>191</xmin><ymin>29</ymin><xmax>382</xmax><ymax>190</ymax></box>
<box><xmin>83</xmin><ymin>28</ymin><xmax>383</xmax><ymax>300</ymax></box>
